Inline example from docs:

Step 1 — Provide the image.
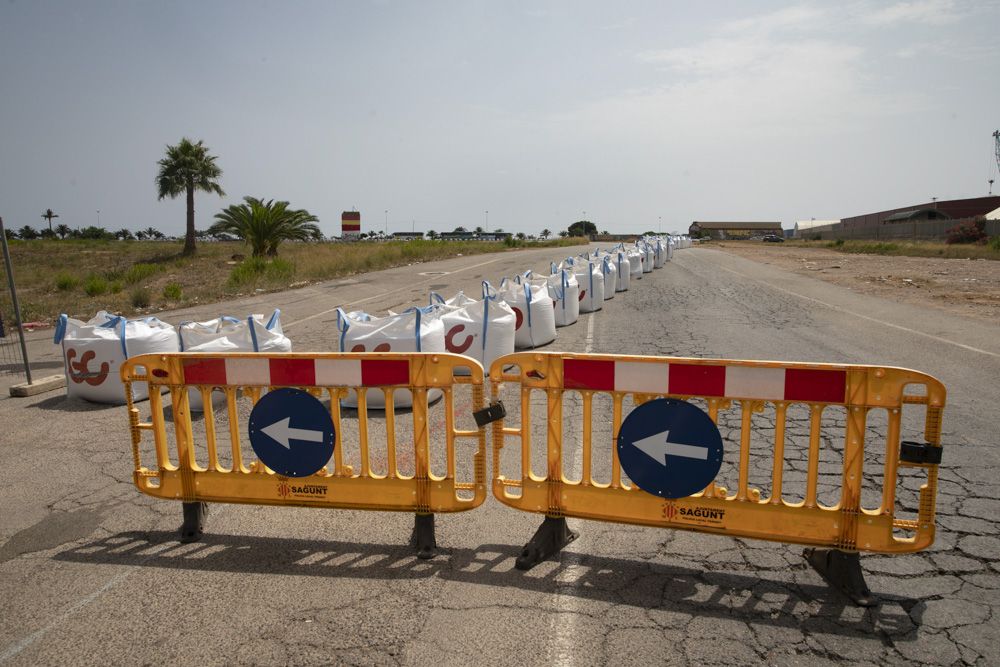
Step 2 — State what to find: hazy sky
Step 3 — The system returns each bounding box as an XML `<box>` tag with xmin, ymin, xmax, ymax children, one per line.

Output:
<box><xmin>2</xmin><ymin>0</ymin><xmax>999</xmax><ymax>237</ymax></box>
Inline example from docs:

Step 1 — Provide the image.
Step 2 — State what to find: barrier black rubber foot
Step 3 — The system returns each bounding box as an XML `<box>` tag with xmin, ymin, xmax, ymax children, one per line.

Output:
<box><xmin>180</xmin><ymin>502</ymin><xmax>208</xmax><ymax>543</ymax></box>
<box><xmin>410</xmin><ymin>513</ymin><xmax>436</xmax><ymax>559</ymax></box>
<box><xmin>804</xmin><ymin>548</ymin><xmax>877</xmax><ymax>607</ymax></box>
<box><xmin>515</xmin><ymin>516</ymin><xmax>578</xmax><ymax>571</ymax></box>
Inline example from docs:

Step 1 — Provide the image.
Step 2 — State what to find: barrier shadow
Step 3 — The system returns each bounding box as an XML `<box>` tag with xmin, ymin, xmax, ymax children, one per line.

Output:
<box><xmin>54</xmin><ymin>530</ymin><xmax>917</xmax><ymax>637</ymax></box>
<box><xmin>29</xmin><ymin>394</ymin><xmax>123</xmax><ymax>412</ymax></box>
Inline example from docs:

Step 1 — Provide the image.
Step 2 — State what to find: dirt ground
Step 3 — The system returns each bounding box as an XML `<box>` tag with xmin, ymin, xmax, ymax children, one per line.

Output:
<box><xmin>714</xmin><ymin>242</ymin><xmax>1000</xmax><ymax>324</ymax></box>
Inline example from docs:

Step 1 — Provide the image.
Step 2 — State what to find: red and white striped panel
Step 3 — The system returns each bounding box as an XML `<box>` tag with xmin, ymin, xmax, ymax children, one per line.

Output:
<box><xmin>181</xmin><ymin>357</ymin><xmax>410</xmax><ymax>387</ymax></box>
<box><xmin>563</xmin><ymin>358</ymin><xmax>846</xmax><ymax>404</ymax></box>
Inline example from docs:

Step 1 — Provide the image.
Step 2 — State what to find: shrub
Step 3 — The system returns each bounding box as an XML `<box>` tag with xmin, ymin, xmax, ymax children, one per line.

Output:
<box><xmin>130</xmin><ymin>287</ymin><xmax>151</xmax><ymax>308</ymax></box>
<box><xmin>988</xmin><ymin>236</ymin><xmax>1000</xmax><ymax>252</ymax></box>
<box><xmin>55</xmin><ymin>273</ymin><xmax>79</xmax><ymax>291</ymax></box>
<box><xmin>163</xmin><ymin>282</ymin><xmax>182</xmax><ymax>300</ymax></box>
<box><xmin>228</xmin><ymin>256</ymin><xmax>296</xmax><ymax>289</ymax></box>
<box><xmin>83</xmin><ymin>275</ymin><xmax>108</xmax><ymax>296</ymax></box>
<box><xmin>265</xmin><ymin>257</ymin><xmax>295</xmax><ymax>281</ymax></box>
<box><xmin>945</xmin><ymin>219</ymin><xmax>987</xmax><ymax>245</ymax></box>
<box><xmin>123</xmin><ymin>263</ymin><xmax>159</xmax><ymax>284</ymax></box>
<box><xmin>109</xmin><ymin>280</ymin><xmax>123</xmax><ymax>294</ymax></box>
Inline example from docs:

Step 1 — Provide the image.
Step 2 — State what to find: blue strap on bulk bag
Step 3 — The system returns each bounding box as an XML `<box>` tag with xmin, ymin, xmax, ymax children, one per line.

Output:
<box><xmin>403</xmin><ymin>305</ymin><xmax>434</xmax><ymax>352</ymax></box>
<box><xmin>53</xmin><ymin>314</ymin><xmax>69</xmax><ymax>344</ymax></box>
<box><xmin>335</xmin><ymin>308</ymin><xmax>350</xmax><ymax>352</ymax></box>
<box><xmin>266</xmin><ymin>309</ymin><xmax>280</xmax><ymax>330</ymax></box>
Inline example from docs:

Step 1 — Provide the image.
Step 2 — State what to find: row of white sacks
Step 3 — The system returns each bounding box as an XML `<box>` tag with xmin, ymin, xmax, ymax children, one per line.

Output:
<box><xmin>54</xmin><ymin>310</ymin><xmax>291</xmax><ymax>406</ymax></box>
<box><xmin>56</xmin><ymin>235</ymin><xmax>690</xmax><ymax>406</ymax></box>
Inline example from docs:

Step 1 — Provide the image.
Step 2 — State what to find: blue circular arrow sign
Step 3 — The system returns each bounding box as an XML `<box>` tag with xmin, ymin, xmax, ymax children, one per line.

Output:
<box><xmin>616</xmin><ymin>398</ymin><xmax>724</xmax><ymax>499</ymax></box>
<box><xmin>249</xmin><ymin>388</ymin><xmax>335</xmax><ymax>478</ymax></box>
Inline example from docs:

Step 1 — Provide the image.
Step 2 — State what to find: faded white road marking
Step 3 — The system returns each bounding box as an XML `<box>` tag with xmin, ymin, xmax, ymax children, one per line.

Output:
<box><xmin>712</xmin><ymin>261</ymin><xmax>1000</xmax><ymax>359</ymax></box>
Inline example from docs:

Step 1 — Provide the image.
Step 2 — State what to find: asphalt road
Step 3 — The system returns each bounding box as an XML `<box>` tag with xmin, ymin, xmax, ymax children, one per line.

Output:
<box><xmin>1</xmin><ymin>244</ymin><xmax>997</xmax><ymax>666</ymax></box>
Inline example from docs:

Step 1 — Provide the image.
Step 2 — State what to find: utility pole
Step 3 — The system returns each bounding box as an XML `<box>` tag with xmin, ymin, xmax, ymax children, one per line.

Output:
<box><xmin>485</xmin><ymin>210</ymin><xmax>489</xmax><ymax>233</ymax></box>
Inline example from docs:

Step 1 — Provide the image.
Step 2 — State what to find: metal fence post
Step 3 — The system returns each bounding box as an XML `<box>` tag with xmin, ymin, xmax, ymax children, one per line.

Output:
<box><xmin>0</xmin><ymin>216</ymin><xmax>32</xmax><ymax>385</ymax></box>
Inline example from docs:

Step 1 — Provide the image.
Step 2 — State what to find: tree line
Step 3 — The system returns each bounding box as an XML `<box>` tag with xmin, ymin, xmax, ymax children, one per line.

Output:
<box><xmin>11</xmin><ymin>137</ymin><xmax>609</xmax><ymax>253</ymax></box>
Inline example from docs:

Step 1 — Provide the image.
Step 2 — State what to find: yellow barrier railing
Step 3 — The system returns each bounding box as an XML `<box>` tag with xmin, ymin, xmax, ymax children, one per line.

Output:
<box><xmin>487</xmin><ymin>352</ymin><xmax>945</xmax><ymax>605</ymax></box>
<box><xmin>121</xmin><ymin>352</ymin><xmax>487</xmax><ymax>557</ymax></box>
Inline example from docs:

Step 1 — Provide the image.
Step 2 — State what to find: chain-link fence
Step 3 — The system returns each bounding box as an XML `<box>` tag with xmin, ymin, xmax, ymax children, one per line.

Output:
<box><xmin>1</xmin><ymin>217</ymin><xmax>32</xmax><ymax>382</ymax></box>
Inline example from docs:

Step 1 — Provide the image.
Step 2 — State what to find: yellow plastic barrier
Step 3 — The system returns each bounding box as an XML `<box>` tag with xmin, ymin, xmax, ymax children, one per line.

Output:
<box><xmin>121</xmin><ymin>352</ymin><xmax>488</xmax><ymax>557</ymax></box>
<box><xmin>488</xmin><ymin>352</ymin><xmax>945</xmax><ymax>605</ymax></box>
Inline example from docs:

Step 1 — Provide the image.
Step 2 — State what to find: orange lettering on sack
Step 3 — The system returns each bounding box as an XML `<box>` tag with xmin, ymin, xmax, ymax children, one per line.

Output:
<box><xmin>445</xmin><ymin>324</ymin><xmax>473</xmax><ymax>354</ymax></box>
<box><xmin>351</xmin><ymin>342</ymin><xmax>391</xmax><ymax>353</ymax></box>
<box><xmin>66</xmin><ymin>348</ymin><xmax>110</xmax><ymax>386</ymax></box>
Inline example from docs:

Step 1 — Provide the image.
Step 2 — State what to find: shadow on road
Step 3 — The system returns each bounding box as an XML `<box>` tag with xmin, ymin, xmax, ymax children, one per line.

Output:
<box><xmin>55</xmin><ymin>530</ymin><xmax>917</xmax><ymax>637</ymax></box>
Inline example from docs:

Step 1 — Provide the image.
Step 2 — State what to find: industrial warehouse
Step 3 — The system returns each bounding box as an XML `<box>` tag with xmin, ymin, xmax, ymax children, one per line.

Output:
<box><xmin>689</xmin><ymin>195</ymin><xmax>1000</xmax><ymax>241</ymax></box>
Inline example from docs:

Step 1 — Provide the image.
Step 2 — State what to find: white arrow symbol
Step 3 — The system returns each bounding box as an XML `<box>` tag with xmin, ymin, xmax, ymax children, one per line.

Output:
<box><xmin>633</xmin><ymin>430</ymin><xmax>708</xmax><ymax>465</ymax></box>
<box><xmin>261</xmin><ymin>417</ymin><xmax>325</xmax><ymax>450</ymax></box>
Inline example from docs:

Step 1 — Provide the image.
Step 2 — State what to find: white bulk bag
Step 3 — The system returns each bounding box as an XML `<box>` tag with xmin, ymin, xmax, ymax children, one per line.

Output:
<box><xmin>54</xmin><ymin>311</ymin><xmax>179</xmax><ymax>404</ymax></box>
<box><xmin>653</xmin><ymin>239</ymin><xmax>666</xmax><ymax>268</ymax></box>
<box><xmin>335</xmin><ymin>306</ymin><xmax>445</xmax><ymax>408</ymax></box>
<box><xmin>615</xmin><ymin>251</ymin><xmax>631</xmax><ymax>292</ymax></box>
<box><xmin>636</xmin><ymin>242</ymin><xmax>653</xmax><ymax>273</ymax></box>
<box><xmin>499</xmin><ymin>276</ymin><xmax>556</xmax><ymax>349</ymax></box>
<box><xmin>600</xmin><ymin>255</ymin><xmax>616</xmax><ymax>299</ymax></box>
<box><xmin>546</xmin><ymin>268</ymin><xmax>580</xmax><ymax>327</ymax></box>
<box><xmin>573</xmin><ymin>260</ymin><xmax>604</xmax><ymax>312</ymax></box>
<box><xmin>178</xmin><ymin>310</ymin><xmax>291</xmax><ymax>411</ymax></box>
<box><xmin>429</xmin><ymin>284</ymin><xmax>516</xmax><ymax>373</ymax></box>
<box><xmin>627</xmin><ymin>248</ymin><xmax>644</xmax><ymax>279</ymax></box>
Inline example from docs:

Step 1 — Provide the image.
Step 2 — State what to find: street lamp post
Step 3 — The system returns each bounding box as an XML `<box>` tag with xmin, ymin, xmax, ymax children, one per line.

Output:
<box><xmin>485</xmin><ymin>210</ymin><xmax>488</xmax><ymax>233</ymax></box>
<box><xmin>659</xmin><ymin>216</ymin><xmax>662</xmax><ymax>234</ymax></box>
<box><xmin>384</xmin><ymin>210</ymin><xmax>388</xmax><ymax>236</ymax></box>
<box><xmin>97</xmin><ymin>209</ymin><xmax>101</xmax><ymax>227</ymax></box>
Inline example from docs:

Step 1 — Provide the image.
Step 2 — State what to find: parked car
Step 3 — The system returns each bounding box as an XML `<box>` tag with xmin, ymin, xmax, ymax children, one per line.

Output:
<box><xmin>763</xmin><ymin>234</ymin><xmax>785</xmax><ymax>243</ymax></box>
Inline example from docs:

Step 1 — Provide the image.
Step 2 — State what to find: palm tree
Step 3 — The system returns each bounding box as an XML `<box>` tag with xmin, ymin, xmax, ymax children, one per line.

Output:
<box><xmin>156</xmin><ymin>138</ymin><xmax>225</xmax><ymax>255</ymax></box>
<box><xmin>54</xmin><ymin>223</ymin><xmax>71</xmax><ymax>239</ymax></box>
<box><xmin>41</xmin><ymin>208</ymin><xmax>59</xmax><ymax>232</ymax></box>
<box><xmin>209</xmin><ymin>196</ymin><xmax>321</xmax><ymax>257</ymax></box>
<box><xmin>540</xmin><ymin>228</ymin><xmax>551</xmax><ymax>239</ymax></box>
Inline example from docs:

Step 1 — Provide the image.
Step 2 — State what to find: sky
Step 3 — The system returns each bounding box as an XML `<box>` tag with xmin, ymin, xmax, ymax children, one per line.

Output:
<box><xmin>2</xmin><ymin>0</ymin><xmax>999</xmax><ymax>238</ymax></box>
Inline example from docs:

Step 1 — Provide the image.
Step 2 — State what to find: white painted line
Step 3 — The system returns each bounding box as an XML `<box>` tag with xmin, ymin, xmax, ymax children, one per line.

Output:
<box><xmin>713</xmin><ymin>262</ymin><xmax>1000</xmax><ymax>359</ymax></box>
<box><xmin>0</xmin><ymin>572</ymin><xmax>130</xmax><ymax>663</ymax></box>
<box><xmin>585</xmin><ymin>313</ymin><xmax>595</xmax><ymax>353</ymax></box>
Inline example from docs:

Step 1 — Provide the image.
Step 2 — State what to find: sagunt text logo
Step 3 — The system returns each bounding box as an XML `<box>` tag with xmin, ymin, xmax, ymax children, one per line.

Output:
<box><xmin>277</xmin><ymin>479</ymin><xmax>328</xmax><ymax>499</ymax></box>
<box><xmin>662</xmin><ymin>501</ymin><xmax>725</xmax><ymax>524</ymax></box>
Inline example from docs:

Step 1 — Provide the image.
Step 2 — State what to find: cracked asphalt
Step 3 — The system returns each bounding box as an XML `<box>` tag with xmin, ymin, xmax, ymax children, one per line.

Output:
<box><xmin>1</xmin><ymin>245</ymin><xmax>997</xmax><ymax>666</ymax></box>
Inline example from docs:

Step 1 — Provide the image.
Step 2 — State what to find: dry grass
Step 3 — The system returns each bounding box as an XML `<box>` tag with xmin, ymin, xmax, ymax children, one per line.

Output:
<box><xmin>5</xmin><ymin>237</ymin><xmax>587</xmax><ymax>324</ymax></box>
<box><xmin>786</xmin><ymin>238</ymin><xmax>1000</xmax><ymax>260</ymax></box>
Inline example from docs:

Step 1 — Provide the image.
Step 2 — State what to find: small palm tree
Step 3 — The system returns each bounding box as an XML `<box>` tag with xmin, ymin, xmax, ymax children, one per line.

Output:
<box><xmin>156</xmin><ymin>138</ymin><xmax>225</xmax><ymax>255</ymax></box>
<box><xmin>209</xmin><ymin>196</ymin><xmax>321</xmax><ymax>257</ymax></box>
<box><xmin>540</xmin><ymin>228</ymin><xmax>551</xmax><ymax>239</ymax></box>
<box><xmin>54</xmin><ymin>223</ymin><xmax>71</xmax><ymax>239</ymax></box>
<box><xmin>41</xmin><ymin>208</ymin><xmax>59</xmax><ymax>232</ymax></box>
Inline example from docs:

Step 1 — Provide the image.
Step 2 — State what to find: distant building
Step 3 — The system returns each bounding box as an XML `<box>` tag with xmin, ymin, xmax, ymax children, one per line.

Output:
<box><xmin>807</xmin><ymin>195</ymin><xmax>1000</xmax><ymax>240</ymax></box>
<box><xmin>391</xmin><ymin>231</ymin><xmax>424</xmax><ymax>240</ymax></box>
<box><xmin>342</xmin><ymin>211</ymin><xmax>361</xmax><ymax>239</ymax></box>
<box><xmin>438</xmin><ymin>231</ymin><xmax>512</xmax><ymax>241</ymax></box>
<box><xmin>688</xmin><ymin>221</ymin><xmax>782</xmax><ymax>240</ymax></box>
<box><xmin>793</xmin><ymin>220</ymin><xmax>839</xmax><ymax>238</ymax></box>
